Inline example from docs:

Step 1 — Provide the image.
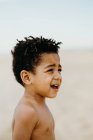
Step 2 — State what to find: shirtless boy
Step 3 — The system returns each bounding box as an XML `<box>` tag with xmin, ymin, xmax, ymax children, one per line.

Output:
<box><xmin>11</xmin><ymin>36</ymin><xmax>62</xmax><ymax>140</ymax></box>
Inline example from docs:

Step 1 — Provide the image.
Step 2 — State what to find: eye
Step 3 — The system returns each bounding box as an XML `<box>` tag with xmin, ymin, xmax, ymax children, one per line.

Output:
<box><xmin>47</xmin><ymin>69</ymin><xmax>54</xmax><ymax>72</ymax></box>
<box><xmin>58</xmin><ymin>68</ymin><xmax>62</xmax><ymax>73</ymax></box>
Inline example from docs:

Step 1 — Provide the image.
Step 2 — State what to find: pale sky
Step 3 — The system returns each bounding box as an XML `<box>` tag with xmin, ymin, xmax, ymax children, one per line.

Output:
<box><xmin>0</xmin><ymin>0</ymin><xmax>93</xmax><ymax>53</ymax></box>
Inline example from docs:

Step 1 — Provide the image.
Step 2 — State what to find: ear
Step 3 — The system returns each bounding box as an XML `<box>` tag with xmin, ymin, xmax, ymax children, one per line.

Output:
<box><xmin>20</xmin><ymin>70</ymin><xmax>32</xmax><ymax>85</ymax></box>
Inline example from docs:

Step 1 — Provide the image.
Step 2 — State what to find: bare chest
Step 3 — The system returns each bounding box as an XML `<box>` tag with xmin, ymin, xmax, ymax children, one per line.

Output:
<box><xmin>31</xmin><ymin>106</ymin><xmax>55</xmax><ymax>140</ymax></box>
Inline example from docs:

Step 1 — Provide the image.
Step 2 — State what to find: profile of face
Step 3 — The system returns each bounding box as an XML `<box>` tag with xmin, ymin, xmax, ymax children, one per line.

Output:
<box><xmin>31</xmin><ymin>53</ymin><xmax>62</xmax><ymax>98</ymax></box>
<box><xmin>21</xmin><ymin>53</ymin><xmax>62</xmax><ymax>98</ymax></box>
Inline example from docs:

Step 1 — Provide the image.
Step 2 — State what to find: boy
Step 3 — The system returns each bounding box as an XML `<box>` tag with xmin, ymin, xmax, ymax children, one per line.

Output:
<box><xmin>11</xmin><ymin>36</ymin><xmax>62</xmax><ymax>140</ymax></box>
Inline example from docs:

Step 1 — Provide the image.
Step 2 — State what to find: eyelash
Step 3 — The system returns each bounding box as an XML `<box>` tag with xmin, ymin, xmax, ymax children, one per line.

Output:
<box><xmin>47</xmin><ymin>69</ymin><xmax>62</xmax><ymax>73</ymax></box>
<box><xmin>58</xmin><ymin>69</ymin><xmax>62</xmax><ymax>72</ymax></box>
<box><xmin>47</xmin><ymin>69</ymin><xmax>54</xmax><ymax>72</ymax></box>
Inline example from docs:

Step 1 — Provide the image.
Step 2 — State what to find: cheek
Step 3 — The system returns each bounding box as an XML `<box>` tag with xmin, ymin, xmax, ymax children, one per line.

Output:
<box><xmin>38</xmin><ymin>77</ymin><xmax>52</xmax><ymax>87</ymax></box>
<box><xmin>45</xmin><ymin>75</ymin><xmax>53</xmax><ymax>82</ymax></box>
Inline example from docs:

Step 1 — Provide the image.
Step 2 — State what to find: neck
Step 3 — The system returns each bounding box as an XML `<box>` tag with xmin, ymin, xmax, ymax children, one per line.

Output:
<box><xmin>24</xmin><ymin>89</ymin><xmax>46</xmax><ymax>105</ymax></box>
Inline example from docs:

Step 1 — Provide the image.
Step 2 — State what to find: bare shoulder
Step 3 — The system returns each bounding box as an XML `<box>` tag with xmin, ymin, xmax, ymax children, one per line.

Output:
<box><xmin>12</xmin><ymin>102</ymin><xmax>38</xmax><ymax>140</ymax></box>
<box><xmin>14</xmin><ymin>102</ymin><xmax>38</xmax><ymax>125</ymax></box>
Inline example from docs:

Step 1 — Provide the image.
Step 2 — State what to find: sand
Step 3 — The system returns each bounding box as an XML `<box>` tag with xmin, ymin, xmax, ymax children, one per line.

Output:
<box><xmin>0</xmin><ymin>50</ymin><xmax>93</xmax><ymax>140</ymax></box>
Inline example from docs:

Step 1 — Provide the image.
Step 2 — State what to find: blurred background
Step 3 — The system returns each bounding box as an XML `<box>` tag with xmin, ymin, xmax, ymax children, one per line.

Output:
<box><xmin>0</xmin><ymin>0</ymin><xmax>93</xmax><ymax>140</ymax></box>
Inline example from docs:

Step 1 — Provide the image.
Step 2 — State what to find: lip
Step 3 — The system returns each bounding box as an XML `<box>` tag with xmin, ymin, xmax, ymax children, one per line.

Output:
<box><xmin>50</xmin><ymin>85</ymin><xmax>60</xmax><ymax>92</ymax></box>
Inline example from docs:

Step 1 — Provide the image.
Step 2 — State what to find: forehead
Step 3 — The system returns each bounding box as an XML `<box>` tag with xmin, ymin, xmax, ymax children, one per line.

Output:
<box><xmin>39</xmin><ymin>53</ymin><xmax>60</xmax><ymax>66</ymax></box>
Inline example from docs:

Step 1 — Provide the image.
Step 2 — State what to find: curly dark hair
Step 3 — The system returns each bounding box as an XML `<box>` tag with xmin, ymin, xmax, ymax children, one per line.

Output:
<box><xmin>11</xmin><ymin>36</ymin><xmax>61</xmax><ymax>86</ymax></box>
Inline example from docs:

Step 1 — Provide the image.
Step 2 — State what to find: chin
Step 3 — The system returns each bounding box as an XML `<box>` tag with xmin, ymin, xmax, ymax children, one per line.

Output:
<box><xmin>48</xmin><ymin>93</ymin><xmax>57</xmax><ymax>98</ymax></box>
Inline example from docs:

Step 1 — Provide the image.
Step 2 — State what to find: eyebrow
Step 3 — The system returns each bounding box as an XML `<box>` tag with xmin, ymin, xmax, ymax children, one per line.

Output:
<box><xmin>45</xmin><ymin>64</ymin><xmax>62</xmax><ymax>69</ymax></box>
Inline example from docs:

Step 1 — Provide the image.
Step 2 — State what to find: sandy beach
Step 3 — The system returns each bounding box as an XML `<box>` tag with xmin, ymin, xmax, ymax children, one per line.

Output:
<box><xmin>0</xmin><ymin>50</ymin><xmax>93</xmax><ymax>140</ymax></box>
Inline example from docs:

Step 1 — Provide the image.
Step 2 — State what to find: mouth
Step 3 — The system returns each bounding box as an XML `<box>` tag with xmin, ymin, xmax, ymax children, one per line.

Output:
<box><xmin>50</xmin><ymin>84</ymin><xmax>60</xmax><ymax>91</ymax></box>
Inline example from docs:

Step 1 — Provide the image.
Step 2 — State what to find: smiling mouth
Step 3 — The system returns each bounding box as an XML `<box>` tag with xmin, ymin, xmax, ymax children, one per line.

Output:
<box><xmin>51</xmin><ymin>85</ymin><xmax>59</xmax><ymax>90</ymax></box>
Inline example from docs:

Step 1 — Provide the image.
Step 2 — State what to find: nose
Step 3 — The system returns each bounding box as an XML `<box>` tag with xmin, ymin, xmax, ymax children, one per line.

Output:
<box><xmin>54</xmin><ymin>71</ymin><xmax>62</xmax><ymax>81</ymax></box>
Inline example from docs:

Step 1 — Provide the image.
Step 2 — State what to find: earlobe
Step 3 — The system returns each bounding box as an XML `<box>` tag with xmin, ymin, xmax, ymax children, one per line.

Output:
<box><xmin>20</xmin><ymin>70</ymin><xmax>32</xmax><ymax>85</ymax></box>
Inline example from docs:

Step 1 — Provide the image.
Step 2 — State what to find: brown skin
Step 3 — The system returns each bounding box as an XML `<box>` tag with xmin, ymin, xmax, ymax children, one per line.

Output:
<box><xmin>12</xmin><ymin>53</ymin><xmax>62</xmax><ymax>140</ymax></box>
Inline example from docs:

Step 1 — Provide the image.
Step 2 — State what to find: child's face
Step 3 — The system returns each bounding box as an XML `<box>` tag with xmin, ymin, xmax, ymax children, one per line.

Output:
<box><xmin>31</xmin><ymin>53</ymin><xmax>62</xmax><ymax>98</ymax></box>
